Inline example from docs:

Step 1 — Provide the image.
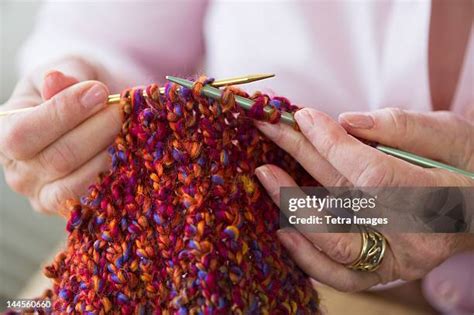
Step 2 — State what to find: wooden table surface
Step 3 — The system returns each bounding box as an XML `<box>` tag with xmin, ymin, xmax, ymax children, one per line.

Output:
<box><xmin>317</xmin><ymin>283</ymin><xmax>436</xmax><ymax>315</ymax></box>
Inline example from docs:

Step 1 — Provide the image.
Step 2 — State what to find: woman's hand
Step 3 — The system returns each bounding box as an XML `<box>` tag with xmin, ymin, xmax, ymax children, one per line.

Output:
<box><xmin>255</xmin><ymin>107</ymin><xmax>474</xmax><ymax>291</ymax></box>
<box><xmin>0</xmin><ymin>57</ymin><xmax>122</xmax><ymax>214</ymax></box>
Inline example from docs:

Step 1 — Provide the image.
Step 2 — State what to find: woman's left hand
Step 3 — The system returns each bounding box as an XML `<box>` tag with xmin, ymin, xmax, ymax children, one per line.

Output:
<box><xmin>255</xmin><ymin>107</ymin><xmax>474</xmax><ymax>292</ymax></box>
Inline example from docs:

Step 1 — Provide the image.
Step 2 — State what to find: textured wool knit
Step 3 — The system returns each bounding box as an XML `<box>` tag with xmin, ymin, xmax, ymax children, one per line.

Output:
<box><xmin>42</xmin><ymin>76</ymin><xmax>321</xmax><ymax>314</ymax></box>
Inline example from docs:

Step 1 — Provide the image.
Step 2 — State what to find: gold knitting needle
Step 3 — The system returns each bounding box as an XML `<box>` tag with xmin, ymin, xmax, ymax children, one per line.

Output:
<box><xmin>166</xmin><ymin>75</ymin><xmax>474</xmax><ymax>180</ymax></box>
<box><xmin>107</xmin><ymin>73</ymin><xmax>274</xmax><ymax>103</ymax></box>
<box><xmin>0</xmin><ymin>73</ymin><xmax>275</xmax><ymax>117</ymax></box>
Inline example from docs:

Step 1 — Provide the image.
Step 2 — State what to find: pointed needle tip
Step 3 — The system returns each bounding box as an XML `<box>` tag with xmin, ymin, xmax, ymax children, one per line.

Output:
<box><xmin>254</xmin><ymin>73</ymin><xmax>275</xmax><ymax>79</ymax></box>
<box><xmin>246</xmin><ymin>73</ymin><xmax>275</xmax><ymax>83</ymax></box>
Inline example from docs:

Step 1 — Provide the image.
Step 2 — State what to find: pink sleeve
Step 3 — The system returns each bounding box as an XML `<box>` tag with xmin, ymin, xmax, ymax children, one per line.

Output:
<box><xmin>18</xmin><ymin>1</ymin><xmax>208</xmax><ymax>92</ymax></box>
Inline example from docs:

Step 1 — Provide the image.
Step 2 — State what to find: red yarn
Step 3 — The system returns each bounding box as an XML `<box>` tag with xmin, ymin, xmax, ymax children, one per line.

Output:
<box><xmin>42</xmin><ymin>76</ymin><xmax>321</xmax><ymax>314</ymax></box>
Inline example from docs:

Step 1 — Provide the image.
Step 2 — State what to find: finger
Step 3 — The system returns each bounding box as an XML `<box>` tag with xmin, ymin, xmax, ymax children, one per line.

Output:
<box><xmin>5</xmin><ymin>57</ymin><xmax>97</xmax><ymax>107</ymax></box>
<box><xmin>277</xmin><ymin>228</ymin><xmax>379</xmax><ymax>292</ymax></box>
<box><xmin>0</xmin><ymin>81</ymin><xmax>109</xmax><ymax>160</ymax></box>
<box><xmin>256</xmin><ymin>164</ymin><xmax>337</xmax><ymax>234</ymax></box>
<box><xmin>256</xmin><ymin>121</ymin><xmax>350</xmax><ymax>187</ymax></box>
<box><xmin>42</xmin><ymin>70</ymin><xmax>79</xmax><ymax>100</ymax></box>
<box><xmin>29</xmin><ymin>57</ymin><xmax>98</xmax><ymax>94</ymax></box>
<box><xmin>339</xmin><ymin>108</ymin><xmax>474</xmax><ymax>170</ymax></box>
<box><xmin>256</xmin><ymin>164</ymin><xmax>329</xmax><ymax>231</ymax></box>
<box><xmin>256</xmin><ymin>164</ymin><xmax>369</xmax><ymax>264</ymax></box>
<box><xmin>304</xmin><ymin>232</ymin><xmax>362</xmax><ymax>265</ymax></box>
<box><xmin>2</xmin><ymin>163</ymin><xmax>31</xmax><ymax>196</ymax></box>
<box><xmin>255</xmin><ymin>164</ymin><xmax>300</xmax><ymax>207</ymax></box>
<box><xmin>2</xmin><ymin>104</ymin><xmax>121</xmax><ymax>195</ymax></box>
<box><xmin>294</xmin><ymin>108</ymin><xmax>434</xmax><ymax>187</ymax></box>
<box><xmin>27</xmin><ymin>103</ymin><xmax>122</xmax><ymax>181</ymax></box>
<box><xmin>35</xmin><ymin>150</ymin><xmax>111</xmax><ymax>214</ymax></box>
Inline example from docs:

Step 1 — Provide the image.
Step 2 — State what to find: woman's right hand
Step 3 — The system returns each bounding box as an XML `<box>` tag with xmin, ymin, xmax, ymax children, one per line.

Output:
<box><xmin>0</xmin><ymin>57</ymin><xmax>123</xmax><ymax>214</ymax></box>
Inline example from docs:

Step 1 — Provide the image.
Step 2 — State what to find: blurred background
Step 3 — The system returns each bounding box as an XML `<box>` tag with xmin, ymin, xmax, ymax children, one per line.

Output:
<box><xmin>0</xmin><ymin>0</ymin><xmax>65</xmax><ymax>306</ymax></box>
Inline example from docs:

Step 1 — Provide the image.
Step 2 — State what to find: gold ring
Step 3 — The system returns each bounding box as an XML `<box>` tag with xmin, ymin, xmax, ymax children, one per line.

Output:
<box><xmin>347</xmin><ymin>225</ymin><xmax>387</xmax><ymax>272</ymax></box>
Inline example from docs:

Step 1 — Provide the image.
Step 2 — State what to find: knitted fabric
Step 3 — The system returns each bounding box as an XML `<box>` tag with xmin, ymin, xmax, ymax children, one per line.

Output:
<box><xmin>43</xmin><ymin>76</ymin><xmax>321</xmax><ymax>314</ymax></box>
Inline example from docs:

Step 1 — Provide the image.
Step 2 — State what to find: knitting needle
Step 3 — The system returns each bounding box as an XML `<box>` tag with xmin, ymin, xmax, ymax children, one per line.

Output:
<box><xmin>166</xmin><ymin>75</ymin><xmax>474</xmax><ymax>179</ymax></box>
<box><xmin>165</xmin><ymin>76</ymin><xmax>296</xmax><ymax>126</ymax></box>
<box><xmin>0</xmin><ymin>74</ymin><xmax>275</xmax><ymax>117</ymax></box>
<box><xmin>107</xmin><ymin>73</ymin><xmax>274</xmax><ymax>103</ymax></box>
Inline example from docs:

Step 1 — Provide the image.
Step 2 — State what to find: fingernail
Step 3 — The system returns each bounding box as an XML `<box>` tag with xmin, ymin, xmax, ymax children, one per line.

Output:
<box><xmin>294</xmin><ymin>108</ymin><xmax>316</xmax><ymax>132</ymax></box>
<box><xmin>255</xmin><ymin>166</ymin><xmax>278</xmax><ymax>195</ymax></box>
<box><xmin>255</xmin><ymin>120</ymin><xmax>280</xmax><ymax>138</ymax></box>
<box><xmin>43</xmin><ymin>71</ymin><xmax>64</xmax><ymax>91</ymax></box>
<box><xmin>339</xmin><ymin>112</ymin><xmax>374</xmax><ymax>129</ymax></box>
<box><xmin>278</xmin><ymin>227</ymin><xmax>296</xmax><ymax>234</ymax></box>
<box><xmin>81</xmin><ymin>84</ymin><xmax>107</xmax><ymax>109</ymax></box>
<box><xmin>44</xmin><ymin>70</ymin><xmax>64</xmax><ymax>83</ymax></box>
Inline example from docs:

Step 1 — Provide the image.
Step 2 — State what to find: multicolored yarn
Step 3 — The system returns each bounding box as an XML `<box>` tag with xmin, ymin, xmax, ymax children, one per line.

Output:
<box><xmin>43</xmin><ymin>76</ymin><xmax>321</xmax><ymax>314</ymax></box>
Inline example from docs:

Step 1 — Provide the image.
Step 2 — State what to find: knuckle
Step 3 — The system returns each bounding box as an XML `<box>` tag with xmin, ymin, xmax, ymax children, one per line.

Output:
<box><xmin>319</xmin><ymin>133</ymin><xmax>339</xmax><ymax>159</ymax></box>
<box><xmin>29</xmin><ymin>198</ymin><xmax>47</xmax><ymax>214</ymax></box>
<box><xmin>38</xmin><ymin>182</ymin><xmax>71</xmax><ymax>213</ymax></box>
<box><xmin>326</xmin><ymin>236</ymin><xmax>355</xmax><ymax>264</ymax></box>
<box><xmin>269</xmin><ymin>124</ymin><xmax>285</xmax><ymax>143</ymax></box>
<box><xmin>38</xmin><ymin>140</ymin><xmax>77</xmax><ymax>176</ymax></box>
<box><xmin>47</xmin><ymin>96</ymin><xmax>71</xmax><ymax>128</ymax></box>
<box><xmin>303</xmin><ymin>121</ymin><xmax>319</xmax><ymax>142</ymax></box>
<box><xmin>48</xmin><ymin>187</ymin><xmax>65</xmax><ymax>211</ymax></box>
<box><xmin>1</xmin><ymin>122</ymin><xmax>29</xmax><ymax>160</ymax></box>
<box><xmin>386</xmin><ymin>107</ymin><xmax>409</xmax><ymax>136</ymax></box>
<box><xmin>4</xmin><ymin>170</ymin><xmax>28</xmax><ymax>195</ymax></box>
<box><xmin>356</xmin><ymin>162</ymin><xmax>392</xmax><ymax>187</ymax></box>
<box><xmin>291</xmin><ymin>135</ymin><xmax>308</xmax><ymax>158</ymax></box>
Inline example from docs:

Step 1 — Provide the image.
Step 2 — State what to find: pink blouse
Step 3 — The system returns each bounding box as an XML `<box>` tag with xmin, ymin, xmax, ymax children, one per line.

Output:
<box><xmin>19</xmin><ymin>1</ymin><xmax>473</xmax><ymax>118</ymax></box>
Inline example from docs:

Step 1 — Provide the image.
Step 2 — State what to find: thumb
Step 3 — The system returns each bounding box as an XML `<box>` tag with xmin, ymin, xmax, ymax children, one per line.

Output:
<box><xmin>339</xmin><ymin>108</ymin><xmax>474</xmax><ymax>170</ymax></box>
<box><xmin>42</xmin><ymin>70</ymin><xmax>79</xmax><ymax>100</ymax></box>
